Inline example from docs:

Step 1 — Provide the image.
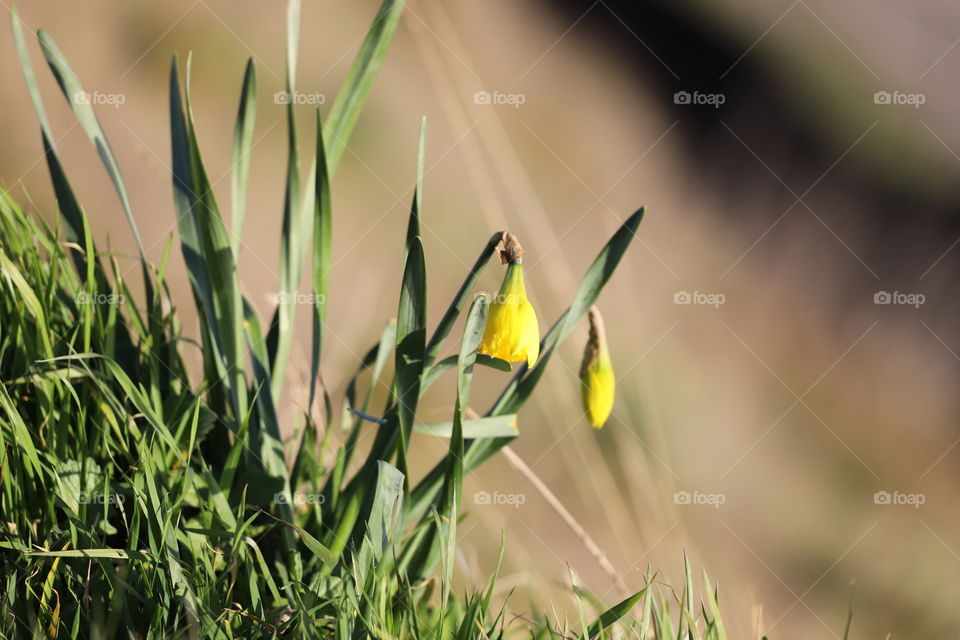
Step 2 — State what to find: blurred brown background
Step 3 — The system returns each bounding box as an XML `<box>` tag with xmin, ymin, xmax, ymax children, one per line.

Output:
<box><xmin>4</xmin><ymin>0</ymin><xmax>960</xmax><ymax>637</ymax></box>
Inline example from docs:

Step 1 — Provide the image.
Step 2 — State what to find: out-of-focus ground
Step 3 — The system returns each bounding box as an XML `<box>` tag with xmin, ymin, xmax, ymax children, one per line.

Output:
<box><xmin>4</xmin><ymin>0</ymin><xmax>960</xmax><ymax>637</ymax></box>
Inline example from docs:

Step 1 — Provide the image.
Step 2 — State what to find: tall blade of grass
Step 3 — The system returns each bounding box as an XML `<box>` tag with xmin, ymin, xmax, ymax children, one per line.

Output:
<box><xmin>583</xmin><ymin>587</ymin><xmax>648</xmax><ymax>639</ymax></box>
<box><xmin>324</xmin><ymin>0</ymin><xmax>406</xmax><ymax>172</ymax></box>
<box><xmin>168</xmin><ymin>57</ymin><xmax>212</xmax><ymax>305</ymax></box>
<box><xmin>439</xmin><ymin>293</ymin><xmax>487</xmax><ymax>611</ymax></box>
<box><xmin>35</xmin><ymin>30</ymin><xmax>148</xmax><ymax>268</ymax></box>
<box><xmin>169</xmin><ymin>56</ymin><xmax>249</xmax><ymax>425</ymax></box>
<box><xmin>230</xmin><ymin>58</ymin><xmax>257</xmax><ymax>256</ymax></box>
<box><xmin>405</xmin><ymin>118</ymin><xmax>426</xmax><ymax>255</ymax></box>
<box><xmin>394</xmin><ymin>235</ymin><xmax>427</xmax><ymax>491</ymax></box>
<box><xmin>402</xmin><ymin>294</ymin><xmax>486</xmax><ymax>586</ymax></box>
<box><xmin>266</xmin><ymin>0</ymin><xmax>406</xmax><ymax>400</ymax></box>
<box><xmin>40</xmin><ymin>132</ymin><xmax>94</xmax><ymax>269</ymax></box>
<box><xmin>168</xmin><ymin>56</ymin><xmax>225</xmax><ymax>406</ymax></box>
<box><xmin>308</xmin><ymin>109</ymin><xmax>332</xmax><ymax>415</ymax></box>
<box><xmin>12</xmin><ymin>12</ymin><xmax>124</xmax><ymax>351</ymax></box>
<box><xmin>269</xmin><ymin>0</ymin><xmax>305</xmax><ymax>398</ymax></box>
<box><xmin>12</xmin><ymin>12</ymin><xmax>79</xmax><ymax>247</ymax></box>
<box><xmin>11</xmin><ymin>10</ymin><xmax>53</xmax><ymax>137</ymax></box>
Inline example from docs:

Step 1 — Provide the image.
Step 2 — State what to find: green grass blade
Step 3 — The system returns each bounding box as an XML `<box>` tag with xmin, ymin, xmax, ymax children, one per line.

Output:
<box><xmin>405</xmin><ymin>117</ymin><xmax>425</xmax><ymax>255</ymax></box>
<box><xmin>269</xmin><ymin>0</ymin><xmax>304</xmax><ymax>398</ymax></box>
<box><xmin>394</xmin><ymin>235</ymin><xmax>426</xmax><ymax>490</ymax></box>
<box><xmin>454</xmin><ymin>294</ymin><xmax>486</xmax><ymax>406</ymax></box>
<box><xmin>439</xmin><ymin>293</ymin><xmax>487</xmax><ymax>609</ymax></box>
<box><xmin>230</xmin><ymin>58</ymin><xmax>257</xmax><ymax>256</ymax></box>
<box><xmin>12</xmin><ymin>11</ymin><xmax>110</xmax><ymax>287</ymax></box>
<box><xmin>404</xmin><ymin>294</ymin><xmax>487</xmax><ymax>585</ymax></box>
<box><xmin>309</xmin><ymin>109</ymin><xmax>332</xmax><ymax>414</ymax></box>
<box><xmin>36</xmin><ymin>29</ymin><xmax>147</xmax><ymax>263</ymax></box>
<box><xmin>323</xmin><ymin>0</ymin><xmax>405</xmax><ymax>171</ymax></box>
<box><xmin>11</xmin><ymin>10</ymin><xmax>53</xmax><ymax>137</ymax></box>
<box><xmin>170</xmin><ymin>55</ymin><xmax>249</xmax><ymax>424</ymax></box>
<box><xmin>413</xmin><ymin>414</ymin><xmax>518</xmax><ymax>439</ymax></box>
<box><xmin>584</xmin><ymin>587</ymin><xmax>647</xmax><ymax>639</ymax></box>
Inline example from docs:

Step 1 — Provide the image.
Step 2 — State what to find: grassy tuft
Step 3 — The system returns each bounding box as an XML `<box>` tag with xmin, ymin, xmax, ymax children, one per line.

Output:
<box><xmin>0</xmin><ymin>1</ymin><xmax>749</xmax><ymax>638</ymax></box>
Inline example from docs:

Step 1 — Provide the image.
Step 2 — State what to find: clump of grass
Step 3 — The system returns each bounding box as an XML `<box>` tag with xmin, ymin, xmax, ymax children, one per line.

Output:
<box><xmin>0</xmin><ymin>1</ymin><xmax>754</xmax><ymax>638</ymax></box>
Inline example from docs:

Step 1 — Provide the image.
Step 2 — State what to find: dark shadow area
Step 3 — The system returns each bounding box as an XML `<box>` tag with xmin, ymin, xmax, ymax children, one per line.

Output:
<box><xmin>547</xmin><ymin>0</ymin><xmax>960</xmax><ymax>280</ymax></box>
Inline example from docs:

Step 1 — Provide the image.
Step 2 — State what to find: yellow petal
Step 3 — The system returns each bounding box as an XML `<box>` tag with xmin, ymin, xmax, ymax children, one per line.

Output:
<box><xmin>582</xmin><ymin>358</ymin><xmax>614</xmax><ymax>428</ymax></box>
<box><xmin>478</xmin><ymin>263</ymin><xmax>539</xmax><ymax>365</ymax></box>
<box><xmin>579</xmin><ymin>307</ymin><xmax>614</xmax><ymax>428</ymax></box>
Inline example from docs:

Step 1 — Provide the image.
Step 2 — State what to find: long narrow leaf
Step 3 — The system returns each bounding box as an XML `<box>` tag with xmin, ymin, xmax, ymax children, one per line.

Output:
<box><xmin>585</xmin><ymin>588</ymin><xmax>648</xmax><ymax>639</ymax></box>
<box><xmin>269</xmin><ymin>0</ymin><xmax>305</xmax><ymax>398</ymax></box>
<box><xmin>394</xmin><ymin>236</ymin><xmax>426</xmax><ymax>490</ymax></box>
<box><xmin>36</xmin><ymin>30</ymin><xmax>147</xmax><ymax>263</ymax></box>
<box><xmin>230</xmin><ymin>58</ymin><xmax>257</xmax><ymax>255</ymax></box>
<box><xmin>324</xmin><ymin>0</ymin><xmax>406</xmax><ymax>171</ymax></box>
<box><xmin>308</xmin><ymin>109</ymin><xmax>333</xmax><ymax>415</ymax></box>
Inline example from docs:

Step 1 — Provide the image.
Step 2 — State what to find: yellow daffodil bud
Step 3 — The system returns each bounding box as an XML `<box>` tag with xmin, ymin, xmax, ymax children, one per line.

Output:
<box><xmin>580</xmin><ymin>306</ymin><xmax>614</xmax><ymax>428</ymax></box>
<box><xmin>479</xmin><ymin>233</ymin><xmax>540</xmax><ymax>367</ymax></box>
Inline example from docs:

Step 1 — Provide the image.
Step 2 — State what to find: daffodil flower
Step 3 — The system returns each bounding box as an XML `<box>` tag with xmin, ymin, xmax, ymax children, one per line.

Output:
<box><xmin>580</xmin><ymin>306</ymin><xmax>614</xmax><ymax>428</ymax></box>
<box><xmin>479</xmin><ymin>234</ymin><xmax>540</xmax><ymax>367</ymax></box>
